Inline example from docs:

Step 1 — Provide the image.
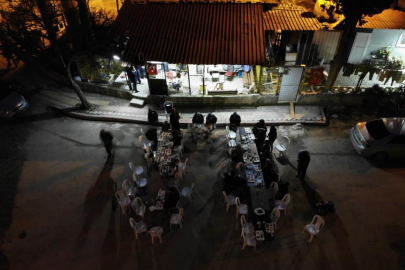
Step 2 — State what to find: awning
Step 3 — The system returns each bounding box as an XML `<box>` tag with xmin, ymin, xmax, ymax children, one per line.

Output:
<box><xmin>114</xmin><ymin>1</ymin><xmax>267</xmax><ymax>65</ymax></box>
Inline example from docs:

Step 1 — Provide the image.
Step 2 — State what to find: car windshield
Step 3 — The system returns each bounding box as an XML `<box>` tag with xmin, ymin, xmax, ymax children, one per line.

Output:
<box><xmin>366</xmin><ymin>120</ymin><xmax>391</xmax><ymax>140</ymax></box>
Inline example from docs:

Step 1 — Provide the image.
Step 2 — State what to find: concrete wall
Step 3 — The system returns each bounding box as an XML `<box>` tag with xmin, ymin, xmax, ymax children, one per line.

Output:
<box><xmin>363</xmin><ymin>29</ymin><xmax>405</xmax><ymax>60</ymax></box>
<box><xmin>146</xmin><ymin>93</ymin><xmax>403</xmax><ymax>108</ymax></box>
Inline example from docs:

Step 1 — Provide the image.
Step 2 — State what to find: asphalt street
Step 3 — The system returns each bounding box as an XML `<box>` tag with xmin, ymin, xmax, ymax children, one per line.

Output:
<box><xmin>1</xmin><ymin>98</ymin><xmax>405</xmax><ymax>270</ymax></box>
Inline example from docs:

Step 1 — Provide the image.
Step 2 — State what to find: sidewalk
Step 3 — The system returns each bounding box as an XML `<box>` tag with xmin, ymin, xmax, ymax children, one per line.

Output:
<box><xmin>35</xmin><ymin>88</ymin><xmax>327</xmax><ymax>126</ymax></box>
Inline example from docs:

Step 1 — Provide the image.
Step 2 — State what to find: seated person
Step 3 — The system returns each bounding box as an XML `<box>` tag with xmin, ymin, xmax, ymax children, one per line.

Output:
<box><xmin>167</xmin><ymin>161</ymin><xmax>179</xmax><ymax>177</ymax></box>
<box><xmin>192</xmin><ymin>112</ymin><xmax>204</xmax><ymax>124</ymax></box>
<box><xmin>163</xmin><ymin>187</ymin><xmax>180</xmax><ymax>210</ymax></box>
<box><xmin>223</xmin><ymin>170</ymin><xmax>236</xmax><ymax>195</ymax></box>
<box><xmin>229</xmin><ymin>112</ymin><xmax>241</xmax><ymax>127</ymax></box>
<box><xmin>172</xmin><ymin>130</ymin><xmax>183</xmax><ymax>147</ymax></box>
<box><xmin>206</xmin><ymin>113</ymin><xmax>217</xmax><ymax>129</ymax></box>
<box><xmin>145</xmin><ymin>128</ymin><xmax>158</xmax><ymax>150</ymax></box>
<box><xmin>255</xmin><ymin>127</ymin><xmax>267</xmax><ymax>149</ymax></box>
<box><xmin>144</xmin><ymin>152</ymin><xmax>154</xmax><ymax>165</ymax></box>
<box><xmin>162</xmin><ymin>121</ymin><xmax>171</xmax><ymax>132</ymax></box>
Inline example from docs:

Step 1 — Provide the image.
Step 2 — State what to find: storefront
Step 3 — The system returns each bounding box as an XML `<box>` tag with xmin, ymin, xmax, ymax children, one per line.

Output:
<box><xmin>114</xmin><ymin>1</ymin><xmax>267</xmax><ymax>97</ymax></box>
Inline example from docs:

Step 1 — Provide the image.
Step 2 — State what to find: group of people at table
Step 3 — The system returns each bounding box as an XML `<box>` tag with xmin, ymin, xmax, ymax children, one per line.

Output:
<box><xmin>221</xmin><ymin>112</ymin><xmax>293</xmax><ymax>248</ymax></box>
<box><xmin>129</xmin><ymin>108</ymin><xmax>312</xmax><ymax>247</ymax></box>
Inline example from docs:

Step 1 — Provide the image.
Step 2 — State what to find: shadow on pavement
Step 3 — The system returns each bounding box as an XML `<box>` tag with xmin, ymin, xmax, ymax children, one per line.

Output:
<box><xmin>76</xmin><ymin>152</ymin><xmax>116</xmax><ymax>249</ymax></box>
<box><xmin>366</xmin><ymin>157</ymin><xmax>405</xmax><ymax>169</ymax></box>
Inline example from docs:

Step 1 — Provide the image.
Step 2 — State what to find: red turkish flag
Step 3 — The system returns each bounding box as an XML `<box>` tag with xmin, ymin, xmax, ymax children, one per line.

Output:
<box><xmin>147</xmin><ymin>64</ymin><xmax>158</xmax><ymax>75</ymax></box>
<box><xmin>309</xmin><ymin>67</ymin><xmax>324</xmax><ymax>86</ymax></box>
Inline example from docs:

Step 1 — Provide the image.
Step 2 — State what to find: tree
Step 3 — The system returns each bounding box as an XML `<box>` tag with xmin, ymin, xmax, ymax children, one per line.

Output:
<box><xmin>324</xmin><ymin>0</ymin><xmax>396</xmax><ymax>91</ymax></box>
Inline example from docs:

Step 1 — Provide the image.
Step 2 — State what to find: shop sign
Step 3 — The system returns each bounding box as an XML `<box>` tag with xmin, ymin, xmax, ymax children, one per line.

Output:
<box><xmin>148</xmin><ymin>64</ymin><xmax>158</xmax><ymax>75</ymax></box>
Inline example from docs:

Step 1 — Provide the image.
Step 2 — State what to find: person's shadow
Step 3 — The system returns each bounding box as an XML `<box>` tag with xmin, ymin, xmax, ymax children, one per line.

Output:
<box><xmin>76</xmin><ymin>153</ymin><xmax>116</xmax><ymax>249</ymax></box>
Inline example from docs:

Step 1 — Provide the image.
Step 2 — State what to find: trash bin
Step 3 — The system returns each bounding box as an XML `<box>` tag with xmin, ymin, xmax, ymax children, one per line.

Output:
<box><xmin>165</xmin><ymin>103</ymin><xmax>173</xmax><ymax>114</ymax></box>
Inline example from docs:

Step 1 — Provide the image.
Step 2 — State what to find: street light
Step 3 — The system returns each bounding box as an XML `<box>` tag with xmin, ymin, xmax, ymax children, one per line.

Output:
<box><xmin>113</xmin><ymin>54</ymin><xmax>120</xmax><ymax>60</ymax></box>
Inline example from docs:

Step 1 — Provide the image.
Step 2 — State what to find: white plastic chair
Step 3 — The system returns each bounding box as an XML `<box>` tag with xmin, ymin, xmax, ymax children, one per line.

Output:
<box><xmin>122</xmin><ymin>179</ymin><xmax>136</xmax><ymax>198</ymax></box>
<box><xmin>135</xmin><ymin>166</ymin><xmax>145</xmax><ymax>179</ymax></box>
<box><xmin>133</xmin><ymin>173</ymin><xmax>148</xmax><ymax>188</ymax></box>
<box><xmin>302</xmin><ymin>215</ymin><xmax>325</xmax><ymax>242</ymax></box>
<box><xmin>173</xmin><ymin>139</ymin><xmax>184</xmax><ymax>158</ymax></box>
<box><xmin>275</xmin><ymin>194</ymin><xmax>291</xmax><ymax>215</ymax></box>
<box><xmin>176</xmin><ymin>180</ymin><xmax>194</xmax><ymax>203</ymax></box>
<box><xmin>131</xmin><ymin>197</ymin><xmax>146</xmax><ymax>219</ymax></box>
<box><xmin>235</xmin><ymin>197</ymin><xmax>248</xmax><ymax>219</ymax></box>
<box><xmin>170</xmin><ymin>207</ymin><xmax>184</xmax><ymax>230</ymax></box>
<box><xmin>178</xmin><ymin>158</ymin><xmax>188</xmax><ymax>175</ymax></box>
<box><xmin>269</xmin><ymin>182</ymin><xmax>279</xmax><ymax>202</ymax></box>
<box><xmin>149</xmin><ymin>226</ymin><xmax>164</xmax><ymax>244</ymax></box>
<box><xmin>115</xmin><ymin>190</ymin><xmax>131</xmax><ymax>216</ymax></box>
<box><xmin>270</xmin><ymin>207</ymin><xmax>281</xmax><ymax>229</ymax></box>
<box><xmin>241</xmin><ymin>227</ymin><xmax>256</xmax><ymax>252</ymax></box>
<box><xmin>240</xmin><ymin>215</ymin><xmax>254</xmax><ymax>237</ymax></box>
<box><xmin>129</xmin><ymin>162</ymin><xmax>136</xmax><ymax>173</ymax></box>
<box><xmin>222</xmin><ymin>191</ymin><xmax>236</xmax><ymax>212</ymax></box>
<box><xmin>275</xmin><ymin>136</ymin><xmax>290</xmax><ymax>157</ymax></box>
<box><xmin>129</xmin><ymin>218</ymin><xmax>147</xmax><ymax>239</ymax></box>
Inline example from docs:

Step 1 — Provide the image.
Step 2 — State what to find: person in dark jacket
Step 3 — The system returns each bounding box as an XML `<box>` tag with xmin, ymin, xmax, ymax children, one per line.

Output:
<box><xmin>297</xmin><ymin>150</ymin><xmax>311</xmax><ymax>180</ymax></box>
<box><xmin>192</xmin><ymin>112</ymin><xmax>204</xmax><ymax>124</ymax></box>
<box><xmin>268</xmin><ymin>126</ymin><xmax>277</xmax><ymax>152</ymax></box>
<box><xmin>172</xmin><ymin>129</ymin><xmax>183</xmax><ymax>147</ymax></box>
<box><xmin>100</xmin><ymin>129</ymin><xmax>114</xmax><ymax>156</ymax></box>
<box><xmin>164</xmin><ymin>187</ymin><xmax>180</xmax><ymax>210</ymax></box>
<box><xmin>170</xmin><ymin>108</ymin><xmax>181</xmax><ymax>131</ymax></box>
<box><xmin>229</xmin><ymin>112</ymin><xmax>241</xmax><ymax>127</ymax></box>
<box><xmin>255</xmin><ymin>128</ymin><xmax>267</xmax><ymax>149</ymax></box>
<box><xmin>162</xmin><ymin>121</ymin><xmax>171</xmax><ymax>132</ymax></box>
<box><xmin>206</xmin><ymin>113</ymin><xmax>217</xmax><ymax>127</ymax></box>
<box><xmin>279</xmin><ymin>182</ymin><xmax>290</xmax><ymax>199</ymax></box>
<box><xmin>145</xmin><ymin>128</ymin><xmax>158</xmax><ymax>150</ymax></box>
<box><xmin>254</xmin><ymin>119</ymin><xmax>267</xmax><ymax>132</ymax></box>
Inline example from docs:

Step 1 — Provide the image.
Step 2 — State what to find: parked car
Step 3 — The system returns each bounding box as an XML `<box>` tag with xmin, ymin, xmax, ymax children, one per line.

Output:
<box><xmin>350</xmin><ymin>118</ymin><xmax>405</xmax><ymax>160</ymax></box>
<box><xmin>0</xmin><ymin>90</ymin><xmax>29</xmax><ymax>118</ymax></box>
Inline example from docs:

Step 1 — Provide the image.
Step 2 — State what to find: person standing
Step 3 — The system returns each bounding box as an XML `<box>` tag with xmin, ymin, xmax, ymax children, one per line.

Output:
<box><xmin>229</xmin><ymin>112</ymin><xmax>241</xmax><ymax>132</ymax></box>
<box><xmin>268</xmin><ymin>126</ymin><xmax>277</xmax><ymax>152</ymax></box>
<box><xmin>170</xmin><ymin>108</ymin><xmax>181</xmax><ymax>131</ymax></box>
<box><xmin>126</xmin><ymin>66</ymin><xmax>136</xmax><ymax>92</ymax></box>
<box><xmin>297</xmin><ymin>150</ymin><xmax>311</xmax><ymax>180</ymax></box>
<box><xmin>100</xmin><ymin>129</ymin><xmax>114</xmax><ymax>156</ymax></box>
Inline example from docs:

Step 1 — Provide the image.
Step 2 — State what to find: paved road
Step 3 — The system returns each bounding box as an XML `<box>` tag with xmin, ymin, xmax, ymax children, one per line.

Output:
<box><xmin>1</xmin><ymin>99</ymin><xmax>405</xmax><ymax>270</ymax></box>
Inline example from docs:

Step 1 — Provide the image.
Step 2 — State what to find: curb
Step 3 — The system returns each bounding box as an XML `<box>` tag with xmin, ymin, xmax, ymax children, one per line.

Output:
<box><xmin>50</xmin><ymin>106</ymin><xmax>328</xmax><ymax>127</ymax></box>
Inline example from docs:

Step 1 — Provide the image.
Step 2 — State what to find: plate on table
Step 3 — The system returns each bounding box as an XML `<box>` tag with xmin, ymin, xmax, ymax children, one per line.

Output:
<box><xmin>249</xmin><ymin>134</ymin><xmax>256</xmax><ymax>140</ymax></box>
<box><xmin>254</xmin><ymin>208</ymin><xmax>265</xmax><ymax>216</ymax></box>
<box><xmin>255</xmin><ymin>230</ymin><xmax>265</xmax><ymax>241</ymax></box>
<box><xmin>253</xmin><ymin>157</ymin><xmax>260</xmax><ymax>163</ymax></box>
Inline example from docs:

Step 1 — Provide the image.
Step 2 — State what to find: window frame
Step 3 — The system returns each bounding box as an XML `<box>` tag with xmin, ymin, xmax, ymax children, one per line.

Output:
<box><xmin>396</xmin><ymin>33</ymin><xmax>405</xmax><ymax>47</ymax></box>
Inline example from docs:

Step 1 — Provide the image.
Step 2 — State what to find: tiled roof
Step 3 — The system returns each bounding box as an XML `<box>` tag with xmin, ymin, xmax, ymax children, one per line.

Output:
<box><xmin>263</xmin><ymin>5</ymin><xmax>322</xmax><ymax>31</ymax></box>
<box><xmin>358</xmin><ymin>9</ymin><xmax>405</xmax><ymax>30</ymax></box>
<box><xmin>115</xmin><ymin>1</ymin><xmax>266</xmax><ymax>65</ymax></box>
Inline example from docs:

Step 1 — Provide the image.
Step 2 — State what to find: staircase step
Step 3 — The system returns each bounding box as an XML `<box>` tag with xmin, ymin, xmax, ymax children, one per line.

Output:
<box><xmin>130</xmin><ymin>98</ymin><xmax>146</xmax><ymax>108</ymax></box>
<box><xmin>132</xmin><ymin>92</ymin><xmax>148</xmax><ymax>100</ymax></box>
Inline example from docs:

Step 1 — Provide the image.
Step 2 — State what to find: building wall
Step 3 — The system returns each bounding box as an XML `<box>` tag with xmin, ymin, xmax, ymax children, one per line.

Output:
<box><xmin>363</xmin><ymin>29</ymin><xmax>405</xmax><ymax>60</ymax></box>
<box><xmin>312</xmin><ymin>30</ymin><xmax>342</xmax><ymax>63</ymax></box>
